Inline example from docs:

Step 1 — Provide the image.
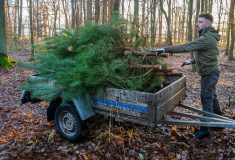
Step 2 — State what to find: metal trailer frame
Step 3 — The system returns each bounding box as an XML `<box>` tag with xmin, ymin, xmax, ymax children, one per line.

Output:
<box><xmin>90</xmin><ymin>75</ymin><xmax>235</xmax><ymax>129</ymax></box>
<box><xmin>21</xmin><ymin>75</ymin><xmax>235</xmax><ymax>129</ymax></box>
<box><xmin>161</xmin><ymin>103</ymin><xmax>235</xmax><ymax>128</ymax></box>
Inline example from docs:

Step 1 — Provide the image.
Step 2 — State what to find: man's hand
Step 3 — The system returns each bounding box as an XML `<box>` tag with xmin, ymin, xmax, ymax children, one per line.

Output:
<box><xmin>146</xmin><ymin>48</ymin><xmax>165</xmax><ymax>55</ymax></box>
<box><xmin>181</xmin><ymin>60</ymin><xmax>193</xmax><ymax>67</ymax></box>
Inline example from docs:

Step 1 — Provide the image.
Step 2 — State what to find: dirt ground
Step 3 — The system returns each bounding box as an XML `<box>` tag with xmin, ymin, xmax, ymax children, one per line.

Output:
<box><xmin>0</xmin><ymin>52</ymin><xmax>234</xmax><ymax>160</ymax></box>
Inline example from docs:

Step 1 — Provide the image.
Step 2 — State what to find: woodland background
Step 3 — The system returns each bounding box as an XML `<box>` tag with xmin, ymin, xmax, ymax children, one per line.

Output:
<box><xmin>0</xmin><ymin>0</ymin><xmax>235</xmax><ymax>159</ymax></box>
<box><xmin>0</xmin><ymin>0</ymin><xmax>234</xmax><ymax>59</ymax></box>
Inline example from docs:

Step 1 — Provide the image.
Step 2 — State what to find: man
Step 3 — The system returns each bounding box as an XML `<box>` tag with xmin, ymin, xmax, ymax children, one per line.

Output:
<box><xmin>156</xmin><ymin>13</ymin><xmax>223</xmax><ymax>139</ymax></box>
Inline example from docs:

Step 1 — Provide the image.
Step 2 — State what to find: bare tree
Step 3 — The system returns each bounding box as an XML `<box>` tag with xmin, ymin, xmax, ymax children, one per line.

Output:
<box><xmin>200</xmin><ymin>0</ymin><xmax>204</xmax><ymax>12</ymax></box>
<box><xmin>209</xmin><ymin>0</ymin><xmax>213</xmax><ymax>13</ymax></box>
<box><xmin>87</xmin><ymin>0</ymin><xmax>92</xmax><ymax>22</ymax></box>
<box><xmin>29</xmin><ymin>0</ymin><xmax>35</xmax><ymax>60</ymax></box>
<box><xmin>0</xmin><ymin>0</ymin><xmax>7</xmax><ymax>55</ymax></box>
<box><xmin>160</xmin><ymin>0</ymin><xmax>172</xmax><ymax>45</ymax></box>
<box><xmin>228</xmin><ymin>0</ymin><xmax>234</xmax><ymax>60</ymax></box>
<box><xmin>113</xmin><ymin>0</ymin><xmax>120</xmax><ymax>18</ymax></box>
<box><xmin>194</xmin><ymin>0</ymin><xmax>200</xmax><ymax>38</ymax></box>
<box><xmin>217</xmin><ymin>0</ymin><xmax>223</xmax><ymax>31</ymax></box>
<box><xmin>18</xmin><ymin>0</ymin><xmax>23</xmax><ymax>37</ymax></box>
<box><xmin>102</xmin><ymin>0</ymin><xmax>107</xmax><ymax>23</ymax></box>
<box><xmin>158</xmin><ymin>6</ymin><xmax>162</xmax><ymax>44</ymax></box>
<box><xmin>62</xmin><ymin>0</ymin><xmax>69</xmax><ymax>28</ymax></box>
<box><xmin>150</xmin><ymin>0</ymin><xmax>157</xmax><ymax>45</ymax></box>
<box><xmin>95</xmin><ymin>0</ymin><xmax>100</xmax><ymax>24</ymax></box>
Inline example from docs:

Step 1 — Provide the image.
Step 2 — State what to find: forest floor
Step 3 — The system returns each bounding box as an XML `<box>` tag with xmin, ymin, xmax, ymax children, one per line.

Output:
<box><xmin>0</xmin><ymin>52</ymin><xmax>234</xmax><ymax>160</ymax></box>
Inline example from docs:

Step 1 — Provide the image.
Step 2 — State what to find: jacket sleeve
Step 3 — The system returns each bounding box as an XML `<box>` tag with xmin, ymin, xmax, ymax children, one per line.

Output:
<box><xmin>164</xmin><ymin>36</ymin><xmax>211</xmax><ymax>53</ymax></box>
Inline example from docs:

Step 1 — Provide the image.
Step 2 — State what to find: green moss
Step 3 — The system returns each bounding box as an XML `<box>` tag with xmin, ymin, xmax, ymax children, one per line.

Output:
<box><xmin>0</xmin><ymin>55</ymin><xmax>16</xmax><ymax>70</ymax></box>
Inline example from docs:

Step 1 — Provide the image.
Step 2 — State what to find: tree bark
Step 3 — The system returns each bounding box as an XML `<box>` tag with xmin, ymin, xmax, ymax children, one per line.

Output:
<box><xmin>62</xmin><ymin>0</ymin><xmax>69</xmax><ymax>29</ymax></box>
<box><xmin>209</xmin><ymin>0</ymin><xmax>213</xmax><ymax>13</ymax></box>
<box><xmin>52</xmin><ymin>0</ymin><xmax>59</xmax><ymax>35</ymax></box>
<box><xmin>141</xmin><ymin>0</ymin><xmax>146</xmax><ymax>36</ymax></box>
<box><xmin>187</xmin><ymin>0</ymin><xmax>196</xmax><ymax>72</ymax></box>
<box><xmin>228</xmin><ymin>0</ymin><xmax>234</xmax><ymax>60</ymax></box>
<box><xmin>87</xmin><ymin>0</ymin><xmax>92</xmax><ymax>22</ymax></box>
<box><xmin>217</xmin><ymin>0</ymin><xmax>223</xmax><ymax>31</ymax></box>
<box><xmin>113</xmin><ymin>0</ymin><xmax>120</xmax><ymax>18</ymax></box>
<box><xmin>150</xmin><ymin>0</ymin><xmax>157</xmax><ymax>45</ymax></box>
<box><xmin>158</xmin><ymin>6</ymin><xmax>162</xmax><ymax>44</ymax></box>
<box><xmin>95</xmin><ymin>0</ymin><xmax>100</xmax><ymax>24</ymax></box>
<box><xmin>0</xmin><ymin>0</ymin><xmax>7</xmax><ymax>55</ymax></box>
<box><xmin>160</xmin><ymin>0</ymin><xmax>172</xmax><ymax>45</ymax></box>
<box><xmin>194</xmin><ymin>0</ymin><xmax>200</xmax><ymax>38</ymax></box>
<box><xmin>18</xmin><ymin>0</ymin><xmax>23</xmax><ymax>37</ymax></box>
<box><xmin>200</xmin><ymin>0</ymin><xmax>204</xmax><ymax>12</ymax></box>
<box><xmin>29</xmin><ymin>0</ymin><xmax>35</xmax><ymax>60</ymax></box>
<box><xmin>181</xmin><ymin>0</ymin><xmax>186</xmax><ymax>42</ymax></box>
<box><xmin>102</xmin><ymin>0</ymin><xmax>107</xmax><ymax>23</ymax></box>
<box><xmin>187</xmin><ymin>0</ymin><xmax>193</xmax><ymax>42</ymax></box>
<box><xmin>71</xmin><ymin>0</ymin><xmax>76</xmax><ymax>29</ymax></box>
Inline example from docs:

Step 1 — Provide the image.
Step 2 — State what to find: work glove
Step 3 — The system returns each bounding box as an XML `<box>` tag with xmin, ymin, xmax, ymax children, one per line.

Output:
<box><xmin>146</xmin><ymin>48</ymin><xmax>165</xmax><ymax>55</ymax></box>
<box><xmin>181</xmin><ymin>60</ymin><xmax>193</xmax><ymax>67</ymax></box>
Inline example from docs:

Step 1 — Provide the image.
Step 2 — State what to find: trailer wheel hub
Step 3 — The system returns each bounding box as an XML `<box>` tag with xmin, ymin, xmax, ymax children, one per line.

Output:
<box><xmin>59</xmin><ymin>111</ymin><xmax>77</xmax><ymax>136</ymax></box>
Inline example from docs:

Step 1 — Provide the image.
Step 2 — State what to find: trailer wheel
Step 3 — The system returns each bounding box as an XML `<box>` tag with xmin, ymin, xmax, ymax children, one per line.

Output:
<box><xmin>55</xmin><ymin>104</ymin><xmax>84</xmax><ymax>142</ymax></box>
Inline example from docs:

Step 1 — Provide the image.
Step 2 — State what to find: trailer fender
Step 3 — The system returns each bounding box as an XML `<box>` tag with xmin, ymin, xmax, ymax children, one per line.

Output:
<box><xmin>47</xmin><ymin>97</ymin><xmax>62</xmax><ymax>121</ymax></box>
<box><xmin>72</xmin><ymin>98</ymin><xmax>95</xmax><ymax>121</ymax></box>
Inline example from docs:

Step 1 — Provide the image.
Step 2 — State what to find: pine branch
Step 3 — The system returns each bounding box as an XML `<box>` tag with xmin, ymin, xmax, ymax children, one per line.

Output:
<box><xmin>125</xmin><ymin>50</ymin><xmax>169</xmax><ymax>58</ymax></box>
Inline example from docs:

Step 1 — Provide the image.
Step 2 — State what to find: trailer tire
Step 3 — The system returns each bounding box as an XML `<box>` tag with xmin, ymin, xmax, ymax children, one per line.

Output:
<box><xmin>55</xmin><ymin>104</ymin><xmax>85</xmax><ymax>143</ymax></box>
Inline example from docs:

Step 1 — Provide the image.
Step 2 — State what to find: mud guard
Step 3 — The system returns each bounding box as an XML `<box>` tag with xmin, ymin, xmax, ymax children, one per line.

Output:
<box><xmin>72</xmin><ymin>98</ymin><xmax>95</xmax><ymax>120</ymax></box>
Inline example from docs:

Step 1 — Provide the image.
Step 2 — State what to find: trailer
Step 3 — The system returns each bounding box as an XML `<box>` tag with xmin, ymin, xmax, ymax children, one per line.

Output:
<box><xmin>21</xmin><ymin>74</ymin><xmax>235</xmax><ymax>142</ymax></box>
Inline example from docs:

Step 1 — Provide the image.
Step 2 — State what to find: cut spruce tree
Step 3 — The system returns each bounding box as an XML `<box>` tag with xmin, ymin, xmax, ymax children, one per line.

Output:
<box><xmin>20</xmin><ymin>20</ymin><xmax>171</xmax><ymax>105</ymax></box>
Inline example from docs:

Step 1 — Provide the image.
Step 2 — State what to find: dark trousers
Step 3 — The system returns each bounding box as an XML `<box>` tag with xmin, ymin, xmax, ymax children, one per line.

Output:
<box><xmin>200</xmin><ymin>70</ymin><xmax>221</xmax><ymax>131</ymax></box>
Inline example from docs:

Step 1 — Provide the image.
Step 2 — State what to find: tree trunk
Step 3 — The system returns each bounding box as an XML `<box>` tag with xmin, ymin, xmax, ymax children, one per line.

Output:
<box><xmin>173</xmin><ymin>5</ymin><xmax>177</xmax><ymax>43</ymax></box>
<box><xmin>52</xmin><ymin>0</ymin><xmax>59</xmax><ymax>35</ymax></box>
<box><xmin>160</xmin><ymin>0</ymin><xmax>172</xmax><ymax>45</ymax></box>
<box><xmin>87</xmin><ymin>0</ymin><xmax>92</xmax><ymax>22</ymax></box>
<box><xmin>36</xmin><ymin>0</ymin><xmax>40</xmax><ymax>39</ymax></box>
<box><xmin>29</xmin><ymin>0</ymin><xmax>35</xmax><ymax>60</ymax></box>
<box><xmin>187</xmin><ymin>0</ymin><xmax>196</xmax><ymax>72</ymax></box>
<box><xmin>221</xmin><ymin>1</ymin><xmax>229</xmax><ymax>45</ymax></box>
<box><xmin>204</xmin><ymin>0</ymin><xmax>208</xmax><ymax>12</ymax></box>
<box><xmin>43</xmin><ymin>5</ymin><xmax>49</xmax><ymax>36</ymax></box>
<box><xmin>18</xmin><ymin>0</ymin><xmax>23</xmax><ymax>37</ymax></box>
<box><xmin>5</xmin><ymin>0</ymin><xmax>11</xmax><ymax>36</ymax></box>
<box><xmin>79</xmin><ymin>0</ymin><xmax>83</xmax><ymax>26</ymax></box>
<box><xmin>158</xmin><ymin>6</ymin><xmax>162</xmax><ymax>44</ymax></box>
<box><xmin>71</xmin><ymin>0</ymin><xmax>76</xmax><ymax>28</ymax></box>
<box><xmin>150</xmin><ymin>0</ymin><xmax>157</xmax><ymax>45</ymax></box>
<box><xmin>0</xmin><ymin>0</ymin><xmax>7</xmax><ymax>55</ymax></box>
<box><xmin>108</xmin><ymin>0</ymin><xmax>114</xmax><ymax>20</ymax></box>
<box><xmin>102</xmin><ymin>0</ymin><xmax>107</xmax><ymax>23</ymax></box>
<box><xmin>95</xmin><ymin>0</ymin><xmax>100</xmax><ymax>24</ymax></box>
<box><xmin>12</xmin><ymin>0</ymin><xmax>18</xmax><ymax>51</ymax></box>
<box><xmin>200</xmin><ymin>0</ymin><xmax>204</xmax><ymax>12</ymax></box>
<box><xmin>194</xmin><ymin>0</ymin><xmax>200</xmax><ymax>38</ymax></box>
<box><xmin>217</xmin><ymin>0</ymin><xmax>223</xmax><ymax>31</ymax></box>
<box><xmin>121</xmin><ymin>0</ymin><xmax>124</xmax><ymax>17</ymax></box>
<box><xmin>141</xmin><ymin>0</ymin><xmax>146</xmax><ymax>36</ymax></box>
<box><xmin>187</xmin><ymin>0</ymin><xmax>193</xmax><ymax>42</ymax></box>
<box><xmin>208</xmin><ymin>0</ymin><xmax>213</xmax><ymax>13</ymax></box>
<box><xmin>228</xmin><ymin>0</ymin><xmax>234</xmax><ymax>60</ymax></box>
<box><xmin>167</xmin><ymin>0</ymin><xmax>172</xmax><ymax>36</ymax></box>
<box><xmin>112</xmin><ymin>0</ymin><xmax>120</xmax><ymax>19</ymax></box>
<box><xmin>62</xmin><ymin>0</ymin><xmax>69</xmax><ymax>29</ymax></box>
<box><xmin>82</xmin><ymin>0</ymin><xmax>86</xmax><ymax>22</ymax></box>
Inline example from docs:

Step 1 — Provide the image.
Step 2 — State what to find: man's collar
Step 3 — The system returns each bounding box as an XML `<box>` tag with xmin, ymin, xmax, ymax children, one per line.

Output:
<box><xmin>199</xmin><ymin>27</ymin><xmax>211</xmax><ymax>36</ymax></box>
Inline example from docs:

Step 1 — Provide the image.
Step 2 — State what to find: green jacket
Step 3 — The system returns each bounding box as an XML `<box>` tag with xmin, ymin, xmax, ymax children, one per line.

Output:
<box><xmin>164</xmin><ymin>27</ymin><xmax>220</xmax><ymax>76</ymax></box>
